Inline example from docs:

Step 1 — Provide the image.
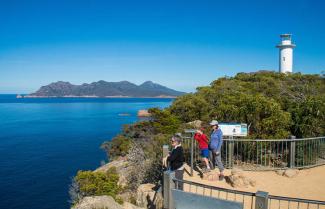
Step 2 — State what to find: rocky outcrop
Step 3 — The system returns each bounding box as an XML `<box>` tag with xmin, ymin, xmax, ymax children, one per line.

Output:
<box><xmin>187</xmin><ymin>120</ymin><xmax>202</xmax><ymax>129</ymax></box>
<box><xmin>136</xmin><ymin>184</ymin><xmax>163</xmax><ymax>209</ymax></box>
<box><xmin>274</xmin><ymin>169</ymin><xmax>299</xmax><ymax>178</ymax></box>
<box><xmin>94</xmin><ymin>160</ymin><xmax>163</xmax><ymax>208</ymax></box>
<box><xmin>72</xmin><ymin>196</ymin><xmax>123</xmax><ymax>209</ymax></box>
<box><xmin>275</xmin><ymin>169</ymin><xmax>285</xmax><ymax>176</ymax></box>
<box><xmin>202</xmin><ymin>172</ymin><xmax>219</xmax><ymax>181</ymax></box>
<box><xmin>137</xmin><ymin>110</ymin><xmax>151</xmax><ymax>117</ymax></box>
<box><xmin>72</xmin><ymin>195</ymin><xmax>145</xmax><ymax>209</ymax></box>
<box><xmin>284</xmin><ymin>169</ymin><xmax>299</xmax><ymax>178</ymax></box>
<box><xmin>95</xmin><ymin>158</ymin><xmax>130</xmax><ymax>187</ymax></box>
<box><xmin>90</xmin><ymin>158</ymin><xmax>163</xmax><ymax>209</ymax></box>
<box><xmin>227</xmin><ymin>168</ymin><xmax>256</xmax><ymax>188</ymax></box>
<box><xmin>123</xmin><ymin>202</ymin><xmax>145</xmax><ymax>209</ymax></box>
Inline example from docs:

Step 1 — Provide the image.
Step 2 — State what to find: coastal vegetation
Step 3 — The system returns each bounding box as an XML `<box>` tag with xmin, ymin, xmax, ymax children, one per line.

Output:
<box><xmin>71</xmin><ymin>71</ymin><xmax>325</xmax><ymax>207</ymax></box>
<box><xmin>170</xmin><ymin>71</ymin><xmax>325</xmax><ymax>138</ymax></box>
<box><xmin>69</xmin><ymin>167</ymin><xmax>123</xmax><ymax>205</ymax></box>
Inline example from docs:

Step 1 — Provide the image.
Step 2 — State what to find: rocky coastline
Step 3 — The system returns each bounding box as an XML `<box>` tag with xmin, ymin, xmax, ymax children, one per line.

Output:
<box><xmin>72</xmin><ymin>157</ymin><xmax>163</xmax><ymax>209</ymax></box>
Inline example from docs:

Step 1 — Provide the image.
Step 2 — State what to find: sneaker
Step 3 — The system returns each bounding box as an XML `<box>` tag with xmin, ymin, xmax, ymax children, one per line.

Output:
<box><xmin>219</xmin><ymin>174</ymin><xmax>225</xmax><ymax>181</ymax></box>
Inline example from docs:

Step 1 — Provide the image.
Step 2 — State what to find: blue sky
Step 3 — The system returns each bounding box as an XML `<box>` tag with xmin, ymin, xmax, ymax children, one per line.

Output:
<box><xmin>0</xmin><ymin>0</ymin><xmax>324</xmax><ymax>93</ymax></box>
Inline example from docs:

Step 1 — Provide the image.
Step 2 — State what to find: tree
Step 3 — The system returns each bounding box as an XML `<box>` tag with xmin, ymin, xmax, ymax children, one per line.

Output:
<box><xmin>148</xmin><ymin>108</ymin><xmax>182</xmax><ymax>134</ymax></box>
<box><xmin>169</xmin><ymin>71</ymin><xmax>325</xmax><ymax>138</ymax></box>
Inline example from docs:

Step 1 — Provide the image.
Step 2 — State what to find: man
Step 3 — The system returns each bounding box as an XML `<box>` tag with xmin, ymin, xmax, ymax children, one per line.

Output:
<box><xmin>209</xmin><ymin>120</ymin><xmax>225</xmax><ymax>181</ymax></box>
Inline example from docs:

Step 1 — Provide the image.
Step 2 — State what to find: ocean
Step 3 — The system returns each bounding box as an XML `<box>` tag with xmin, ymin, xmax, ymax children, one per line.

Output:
<box><xmin>0</xmin><ymin>95</ymin><xmax>173</xmax><ymax>209</ymax></box>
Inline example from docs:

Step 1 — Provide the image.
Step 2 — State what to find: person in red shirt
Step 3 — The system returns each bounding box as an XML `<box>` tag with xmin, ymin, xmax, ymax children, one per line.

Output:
<box><xmin>194</xmin><ymin>128</ymin><xmax>211</xmax><ymax>172</ymax></box>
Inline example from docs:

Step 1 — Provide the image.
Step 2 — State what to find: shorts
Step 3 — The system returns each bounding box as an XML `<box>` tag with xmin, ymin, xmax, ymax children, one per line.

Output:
<box><xmin>201</xmin><ymin>149</ymin><xmax>209</xmax><ymax>158</ymax></box>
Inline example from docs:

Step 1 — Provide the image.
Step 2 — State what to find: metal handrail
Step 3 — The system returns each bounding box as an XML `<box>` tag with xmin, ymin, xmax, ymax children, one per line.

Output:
<box><xmin>223</xmin><ymin>137</ymin><xmax>325</xmax><ymax>142</ymax></box>
<box><xmin>172</xmin><ymin>177</ymin><xmax>255</xmax><ymax>196</ymax></box>
<box><xmin>181</xmin><ymin>133</ymin><xmax>325</xmax><ymax>172</ymax></box>
<box><xmin>268</xmin><ymin>195</ymin><xmax>325</xmax><ymax>205</ymax></box>
<box><xmin>172</xmin><ymin>177</ymin><xmax>325</xmax><ymax>207</ymax></box>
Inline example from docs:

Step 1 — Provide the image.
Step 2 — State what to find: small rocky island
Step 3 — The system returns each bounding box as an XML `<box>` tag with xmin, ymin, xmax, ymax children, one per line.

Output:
<box><xmin>24</xmin><ymin>80</ymin><xmax>185</xmax><ymax>98</ymax></box>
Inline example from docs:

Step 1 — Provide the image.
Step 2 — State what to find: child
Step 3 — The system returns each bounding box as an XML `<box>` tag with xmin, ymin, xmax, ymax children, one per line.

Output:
<box><xmin>194</xmin><ymin>128</ymin><xmax>211</xmax><ymax>172</ymax></box>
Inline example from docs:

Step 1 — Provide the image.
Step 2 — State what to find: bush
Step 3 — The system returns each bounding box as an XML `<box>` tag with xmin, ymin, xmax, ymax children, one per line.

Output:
<box><xmin>148</xmin><ymin>108</ymin><xmax>182</xmax><ymax>134</ymax></box>
<box><xmin>101</xmin><ymin>135</ymin><xmax>131</xmax><ymax>160</ymax></box>
<box><xmin>69</xmin><ymin>167</ymin><xmax>121</xmax><ymax>205</ymax></box>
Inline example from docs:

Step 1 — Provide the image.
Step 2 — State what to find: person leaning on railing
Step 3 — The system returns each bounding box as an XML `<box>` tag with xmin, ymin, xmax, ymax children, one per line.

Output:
<box><xmin>166</xmin><ymin>134</ymin><xmax>185</xmax><ymax>190</ymax></box>
<box><xmin>209</xmin><ymin>120</ymin><xmax>225</xmax><ymax>181</ymax></box>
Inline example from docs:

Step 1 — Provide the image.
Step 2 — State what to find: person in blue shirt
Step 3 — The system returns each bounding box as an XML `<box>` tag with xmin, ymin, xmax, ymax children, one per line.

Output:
<box><xmin>209</xmin><ymin>120</ymin><xmax>225</xmax><ymax>181</ymax></box>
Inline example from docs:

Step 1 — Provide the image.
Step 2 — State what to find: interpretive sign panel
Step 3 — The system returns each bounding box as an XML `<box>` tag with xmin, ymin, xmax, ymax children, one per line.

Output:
<box><xmin>219</xmin><ymin>123</ymin><xmax>248</xmax><ymax>137</ymax></box>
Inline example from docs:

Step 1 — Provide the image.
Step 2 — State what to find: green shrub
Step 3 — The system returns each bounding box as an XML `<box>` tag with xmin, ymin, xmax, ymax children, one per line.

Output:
<box><xmin>74</xmin><ymin>167</ymin><xmax>120</xmax><ymax>201</ymax></box>
<box><xmin>148</xmin><ymin>108</ymin><xmax>181</xmax><ymax>134</ymax></box>
<box><xmin>101</xmin><ymin>135</ymin><xmax>131</xmax><ymax>160</ymax></box>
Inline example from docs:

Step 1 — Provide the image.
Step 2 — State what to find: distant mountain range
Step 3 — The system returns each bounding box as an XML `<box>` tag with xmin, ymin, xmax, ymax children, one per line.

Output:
<box><xmin>24</xmin><ymin>81</ymin><xmax>185</xmax><ymax>98</ymax></box>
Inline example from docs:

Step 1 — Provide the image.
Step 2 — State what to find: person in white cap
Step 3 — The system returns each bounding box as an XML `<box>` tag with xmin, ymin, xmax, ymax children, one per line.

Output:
<box><xmin>209</xmin><ymin>120</ymin><xmax>225</xmax><ymax>180</ymax></box>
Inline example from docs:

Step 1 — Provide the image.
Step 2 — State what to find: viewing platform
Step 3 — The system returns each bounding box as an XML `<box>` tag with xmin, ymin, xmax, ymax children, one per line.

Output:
<box><xmin>162</xmin><ymin>133</ymin><xmax>325</xmax><ymax>209</ymax></box>
<box><xmin>183</xmin><ymin>164</ymin><xmax>325</xmax><ymax>201</ymax></box>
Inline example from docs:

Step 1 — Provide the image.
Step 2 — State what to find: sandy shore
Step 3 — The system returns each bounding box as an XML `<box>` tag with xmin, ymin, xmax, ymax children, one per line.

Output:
<box><xmin>184</xmin><ymin>165</ymin><xmax>325</xmax><ymax>201</ymax></box>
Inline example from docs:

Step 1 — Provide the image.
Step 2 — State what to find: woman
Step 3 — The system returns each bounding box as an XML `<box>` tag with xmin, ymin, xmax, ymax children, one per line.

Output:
<box><xmin>209</xmin><ymin>120</ymin><xmax>225</xmax><ymax>181</ymax></box>
<box><xmin>167</xmin><ymin>134</ymin><xmax>185</xmax><ymax>190</ymax></box>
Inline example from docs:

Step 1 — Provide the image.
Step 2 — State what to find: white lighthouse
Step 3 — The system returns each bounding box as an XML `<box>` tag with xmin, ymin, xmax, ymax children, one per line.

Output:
<box><xmin>276</xmin><ymin>34</ymin><xmax>296</xmax><ymax>73</ymax></box>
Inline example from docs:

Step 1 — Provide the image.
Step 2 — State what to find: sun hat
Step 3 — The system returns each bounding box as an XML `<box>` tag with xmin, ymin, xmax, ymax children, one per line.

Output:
<box><xmin>209</xmin><ymin>120</ymin><xmax>219</xmax><ymax>126</ymax></box>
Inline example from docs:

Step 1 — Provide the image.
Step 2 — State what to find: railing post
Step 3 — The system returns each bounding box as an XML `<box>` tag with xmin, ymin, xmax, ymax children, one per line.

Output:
<box><xmin>163</xmin><ymin>145</ymin><xmax>169</xmax><ymax>158</ymax></box>
<box><xmin>163</xmin><ymin>144</ymin><xmax>169</xmax><ymax>170</ymax></box>
<box><xmin>290</xmin><ymin>136</ymin><xmax>296</xmax><ymax>168</ymax></box>
<box><xmin>185</xmin><ymin>129</ymin><xmax>195</xmax><ymax>177</ymax></box>
<box><xmin>168</xmin><ymin>172</ymin><xmax>175</xmax><ymax>209</ymax></box>
<box><xmin>255</xmin><ymin>191</ymin><xmax>269</xmax><ymax>209</ymax></box>
<box><xmin>163</xmin><ymin>171</ymin><xmax>175</xmax><ymax>209</ymax></box>
<box><xmin>227</xmin><ymin>136</ymin><xmax>234</xmax><ymax>168</ymax></box>
<box><xmin>163</xmin><ymin>171</ymin><xmax>169</xmax><ymax>208</ymax></box>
